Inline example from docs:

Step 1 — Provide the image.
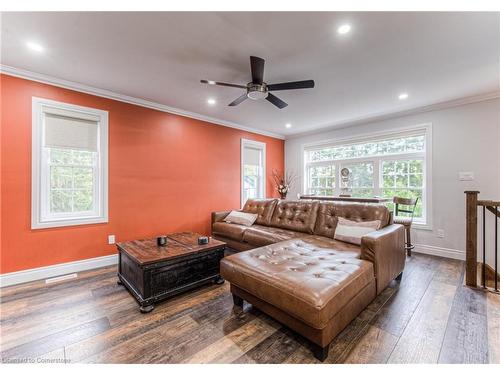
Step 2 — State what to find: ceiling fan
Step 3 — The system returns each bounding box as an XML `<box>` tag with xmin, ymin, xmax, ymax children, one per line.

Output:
<box><xmin>200</xmin><ymin>56</ymin><xmax>315</xmax><ymax>109</ymax></box>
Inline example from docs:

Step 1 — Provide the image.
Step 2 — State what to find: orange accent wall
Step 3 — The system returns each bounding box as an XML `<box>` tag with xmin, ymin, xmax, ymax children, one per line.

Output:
<box><xmin>0</xmin><ymin>74</ymin><xmax>284</xmax><ymax>274</ymax></box>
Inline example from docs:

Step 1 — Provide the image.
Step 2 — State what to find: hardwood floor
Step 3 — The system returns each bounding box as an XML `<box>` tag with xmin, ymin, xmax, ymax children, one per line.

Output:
<box><xmin>1</xmin><ymin>253</ymin><xmax>499</xmax><ymax>364</ymax></box>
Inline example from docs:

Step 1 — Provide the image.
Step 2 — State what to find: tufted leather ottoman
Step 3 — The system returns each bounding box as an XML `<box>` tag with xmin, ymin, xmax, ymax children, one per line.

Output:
<box><xmin>220</xmin><ymin>237</ymin><xmax>377</xmax><ymax>361</ymax></box>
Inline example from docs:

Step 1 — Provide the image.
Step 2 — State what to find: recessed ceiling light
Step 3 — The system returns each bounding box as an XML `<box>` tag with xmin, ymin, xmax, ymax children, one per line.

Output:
<box><xmin>207</xmin><ymin>80</ymin><xmax>216</xmax><ymax>85</ymax></box>
<box><xmin>398</xmin><ymin>93</ymin><xmax>409</xmax><ymax>100</ymax></box>
<box><xmin>285</xmin><ymin>123</ymin><xmax>292</xmax><ymax>128</ymax></box>
<box><xmin>207</xmin><ymin>98</ymin><xmax>216</xmax><ymax>105</ymax></box>
<box><xmin>337</xmin><ymin>24</ymin><xmax>351</xmax><ymax>35</ymax></box>
<box><xmin>26</xmin><ymin>41</ymin><xmax>44</xmax><ymax>52</ymax></box>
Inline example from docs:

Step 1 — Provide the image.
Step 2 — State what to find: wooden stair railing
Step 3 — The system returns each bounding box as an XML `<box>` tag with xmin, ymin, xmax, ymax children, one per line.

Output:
<box><xmin>465</xmin><ymin>191</ymin><xmax>499</xmax><ymax>292</ymax></box>
<box><xmin>480</xmin><ymin>203</ymin><xmax>500</xmax><ymax>218</ymax></box>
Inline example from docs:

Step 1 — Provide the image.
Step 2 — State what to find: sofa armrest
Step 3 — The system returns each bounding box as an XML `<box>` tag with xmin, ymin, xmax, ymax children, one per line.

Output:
<box><xmin>360</xmin><ymin>224</ymin><xmax>405</xmax><ymax>295</ymax></box>
<box><xmin>211</xmin><ymin>210</ymin><xmax>232</xmax><ymax>225</ymax></box>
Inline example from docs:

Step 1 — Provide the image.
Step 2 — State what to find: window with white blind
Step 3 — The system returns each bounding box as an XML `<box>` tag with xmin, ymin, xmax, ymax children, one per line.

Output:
<box><xmin>32</xmin><ymin>97</ymin><xmax>108</xmax><ymax>229</ymax></box>
<box><xmin>241</xmin><ymin>139</ymin><xmax>266</xmax><ymax>207</ymax></box>
<box><xmin>304</xmin><ymin>126</ymin><xmax>431</xmax><ymax>226</ymax></box>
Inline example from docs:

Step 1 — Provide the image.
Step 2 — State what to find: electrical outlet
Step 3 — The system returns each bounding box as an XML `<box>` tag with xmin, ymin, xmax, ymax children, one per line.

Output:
<box><xmin>436</xmin><ymin>229</ymin><xmax>445</xmax><ymax>238</ymax></box>
<box><xmin>108</xmin><ymin>235</ymin><xmax>116</xmax><ymax>245</ymax></box>
<box><xmin>458</xmin><ymin>172</ymin><xmax>474</xmax><ymax>181</ymax></box>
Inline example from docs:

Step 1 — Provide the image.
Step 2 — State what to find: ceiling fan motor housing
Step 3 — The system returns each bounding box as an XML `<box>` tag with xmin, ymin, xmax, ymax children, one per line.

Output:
<box><xmin>247</xmin><ymin>83</ymin><xmax>268</xmax><ymax>100</ymax></box>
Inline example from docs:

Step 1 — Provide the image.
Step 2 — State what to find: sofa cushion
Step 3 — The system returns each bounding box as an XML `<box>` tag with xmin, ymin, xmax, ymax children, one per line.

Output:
<box><xmin>242</xmin><ymin>199</ymin><xmax>278</xmax><ymax>225</ymax></box>
<box><xmin>242</xmin><ymin>225</ymin><xmax>306</xmax><ymax>247</ymax></box>
<box><xmin>220</xmin><ymin>238</ymin><xmax>375</xmax><ymax>329</ymax></box>
<box><xmin>270</xmin><ymin>200</ymin><xmax>319</xmax><ymax>234</ymax></box>
<box><xmin>212</xmin><ymin>222</ymin><xmax>248</xmax><ymax>241</ymax></box>
<box><xmin>224</xmin><ymin>211</ymin><xmax>258</xmax><ymax>226</ymax></box>
<box><xmin>300</xmin><ymin>235</ymin><xmax>362</xmax><ymax>256</ymax></box>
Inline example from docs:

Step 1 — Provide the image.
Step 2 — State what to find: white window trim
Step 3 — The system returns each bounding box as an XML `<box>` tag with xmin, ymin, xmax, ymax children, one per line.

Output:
<box><xmin>32</xmin><ymin>97</ymin><xmax>109</xmax><ymax>229</ymax></box>
<box><xmin>301</xmin><ymin>124</ymin><xmax>433</xmax><ymax>230</ymax></box>
<box><xmin>241</xmin><ymin>138</ymin><xmax>266</xmax><ymax>207</ymax></box>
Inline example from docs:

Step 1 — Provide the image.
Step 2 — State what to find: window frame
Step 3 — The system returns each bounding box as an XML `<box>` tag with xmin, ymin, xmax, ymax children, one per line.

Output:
<box><xmin>302</xmin><ymin>124</ymin><xmax>432</xmax><ymax>229</ymax></box>
<box><xmin>241</xmin><ymin>138</ymin><xmax>266</xmax><ymax>207</ymax></box>
<box><xmin>32</xmin><ymin>97</ymin><xmax>109</xmax><ymax>229</ymax></box>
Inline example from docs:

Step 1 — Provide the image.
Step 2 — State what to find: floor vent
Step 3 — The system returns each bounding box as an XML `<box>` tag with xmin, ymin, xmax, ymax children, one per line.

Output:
<box><xmin>45</xmin><ymin>273</ymin><xmax>78</xmax><ymax>284</ymax></box>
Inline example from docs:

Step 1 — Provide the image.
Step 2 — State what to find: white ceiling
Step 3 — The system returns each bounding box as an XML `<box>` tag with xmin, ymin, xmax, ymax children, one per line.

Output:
<box><xmin>1</xmin><ymin>12</ymin><xmax>499</xmax><ymax>137</ymax></box>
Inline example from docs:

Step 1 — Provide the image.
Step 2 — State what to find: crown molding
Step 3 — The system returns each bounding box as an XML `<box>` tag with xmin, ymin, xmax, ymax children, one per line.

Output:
<box><xmin>286</xmin><ymin>90</ymin><xmax>500</xmax><ymax>139</ymax></box>
<box><xmin>0</xmin><ymin>64</ymin><xmax>286</xmax><ymax>140</ymax></box>
<box><xmin>3</xmin><ymin>64</ymin><xmax>497</xmax><ymax>142</ymax></box>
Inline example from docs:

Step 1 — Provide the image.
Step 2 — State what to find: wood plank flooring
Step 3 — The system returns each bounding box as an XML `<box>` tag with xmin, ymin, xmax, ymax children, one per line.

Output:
<box><xmin>1</xmin><ymin>253</ymin><xmax>499</xmax><ymax>364</ymax></box>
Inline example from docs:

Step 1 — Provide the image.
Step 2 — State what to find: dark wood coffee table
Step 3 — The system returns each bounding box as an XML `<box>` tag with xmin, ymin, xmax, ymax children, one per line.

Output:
<box><xmin>116</xmin><ymin>232</ymin><xmax>226</xmax><ymax>313</ymax></box>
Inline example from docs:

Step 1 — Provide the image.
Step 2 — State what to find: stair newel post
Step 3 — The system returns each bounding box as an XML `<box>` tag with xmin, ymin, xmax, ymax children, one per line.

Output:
<box><xmin>495</xmin><ymin>204</ymin><xmax>498</xmax><ymax>292</ymax></box>
<box><xmin>465</xmin><ymin>191</ymin><xmax>479</xmax><ymax>287</ymax></box>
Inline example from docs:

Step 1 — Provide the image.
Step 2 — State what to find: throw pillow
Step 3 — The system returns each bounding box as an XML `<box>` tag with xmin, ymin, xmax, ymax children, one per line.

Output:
<box><xmin>224</xmin><ymin>211</ymin><xmax>258</xmax><ymax>227</ymax></box>
<box><xmin>334</xmin><ymin>217</ymin><xmax>381</xmax><ymax>245</ymax></box>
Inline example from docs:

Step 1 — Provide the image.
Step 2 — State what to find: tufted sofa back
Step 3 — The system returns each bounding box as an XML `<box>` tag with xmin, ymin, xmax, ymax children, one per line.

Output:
<box><xmin>239</xmin><ymin>199</ymin><xmax>391</xmax><ymax>238</ymax></box>
<box><xmin>242</xmin><ymin>199</ymin><xmax>278</xmax><ymax>225</ymax></box>
<box><xmin>313</xmin><ymin>202</ymin><xmax>391</xmax><ymax>237</ymax></box>
<box><xmin>313</xmin><ymin>202</ymin><xmax>338</xmax><ymax>238</ymax></box>
<box><xmin>269</xmin><ymin>200</ymin><xmax>319</xmax><ymax>234</ymax></box>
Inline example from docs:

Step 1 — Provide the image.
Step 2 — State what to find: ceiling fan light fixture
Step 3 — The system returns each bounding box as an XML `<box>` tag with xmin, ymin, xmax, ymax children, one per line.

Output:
<box><xmin>247</xmin><ymin>84</ymin><xmax>269</xmax><ymax>100</ymax></box>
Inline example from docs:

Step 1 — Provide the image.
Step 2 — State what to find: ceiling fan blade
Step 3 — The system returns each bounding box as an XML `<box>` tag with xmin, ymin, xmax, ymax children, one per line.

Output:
<box><xmin>250</xmin><ymin>56</ymin><xmax>265</xmax><ymax>84</ymax></box>
<box><xmin>228</xmin><ymin>93</ymin><xmax>248</xmax><ymax>106</ymax></box>
<box><xmin>267</xmin><ymin>80</ymin><xmax>315</xmax><ymax>91</ymax></box>
<box><xmin>200</xmin><ymin>80</ymin><xmax>246</xmax><ymax>89</ymax></box>
<box><xmin>266</xmin><ymin>93</ymin><xmax>288</xmax><ymax>109</ymax></box>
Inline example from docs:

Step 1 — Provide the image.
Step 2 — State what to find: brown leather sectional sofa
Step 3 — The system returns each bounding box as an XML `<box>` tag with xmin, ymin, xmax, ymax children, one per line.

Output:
<box><xmin>212</xmin><ymin>198</ymin><xmax>405</xmax><ymax>361</ymax></box>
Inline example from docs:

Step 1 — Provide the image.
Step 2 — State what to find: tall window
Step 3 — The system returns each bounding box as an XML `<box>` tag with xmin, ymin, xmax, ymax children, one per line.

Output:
<box><xmin>241</xmin><ymin>139</ymin><xmax>266</xmax><ymax>207</ymax></box>
<box><xmin>32</xmin><ymin>98</ymin><xmax>108</xmax><ymax>229</ymax></box>
<box><xmin>304</xmin><ymin>128</ymin><xmax>430</xmax><ymax>224</ymax></box>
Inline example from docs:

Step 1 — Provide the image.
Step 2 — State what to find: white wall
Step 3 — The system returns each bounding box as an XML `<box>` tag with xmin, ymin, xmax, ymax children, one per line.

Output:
<box><xmin>285</xmin><ymin>98</ymin><xmax>500</xmax><ymax>262</ymax></box>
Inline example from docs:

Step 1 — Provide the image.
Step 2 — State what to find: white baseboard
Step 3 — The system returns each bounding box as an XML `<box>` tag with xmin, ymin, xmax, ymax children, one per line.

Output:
<box><xmin>0</xmin><ymin>244</ymin><xmax>466</xmax><ymax>288</ymax></box>
<box><xmin>413</xmin><ymin>243</ymin><xmax>465</xmax><ymax>260</ymax></box>
<box><xmin>0</xmin><ymin>254</ymin><xmax>118</xmax><ymax>288</ymax></box>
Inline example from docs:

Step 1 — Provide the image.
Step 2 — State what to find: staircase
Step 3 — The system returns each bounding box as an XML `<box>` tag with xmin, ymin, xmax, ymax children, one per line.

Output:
<box><xmin>465</xmin><ymin>191</ymin><xmax>500</xmax><ymax>293</ymax></box>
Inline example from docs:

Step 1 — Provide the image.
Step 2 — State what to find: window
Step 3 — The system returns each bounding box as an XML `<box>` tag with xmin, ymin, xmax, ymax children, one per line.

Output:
<box><xmin>241</xmin><ymin>139</ymin><xmax>266</xmax><ymax>207</ymax></box>
<box><xmin>381</xmin><ymin>159</ymin><xmax>424</xmax><ymax>217</ymax></box>
<box><xmin>340</xmin><ymin>161</ymin><xmax>374</xmax><ymax>198</ymax></box>
<box><xmin>308</xmin><ymin>165</ymin><xmax>335</xmax><ymax>196</ymax></box>
<box><xmin>304</xmin><ymin>127</ymin><xmax>430</xmax><ymax>225</ymax></box>
<box><xmin>32</xmin><ymin>97</ymin><xmax>108</xmax><ymax>229</ymax></box>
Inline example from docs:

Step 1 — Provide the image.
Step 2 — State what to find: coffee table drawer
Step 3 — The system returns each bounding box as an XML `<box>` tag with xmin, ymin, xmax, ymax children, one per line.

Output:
<box><xmin>150</xmin><ymin>250</ymin><xmax>223</xmax><ymax>295</ymax></box>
